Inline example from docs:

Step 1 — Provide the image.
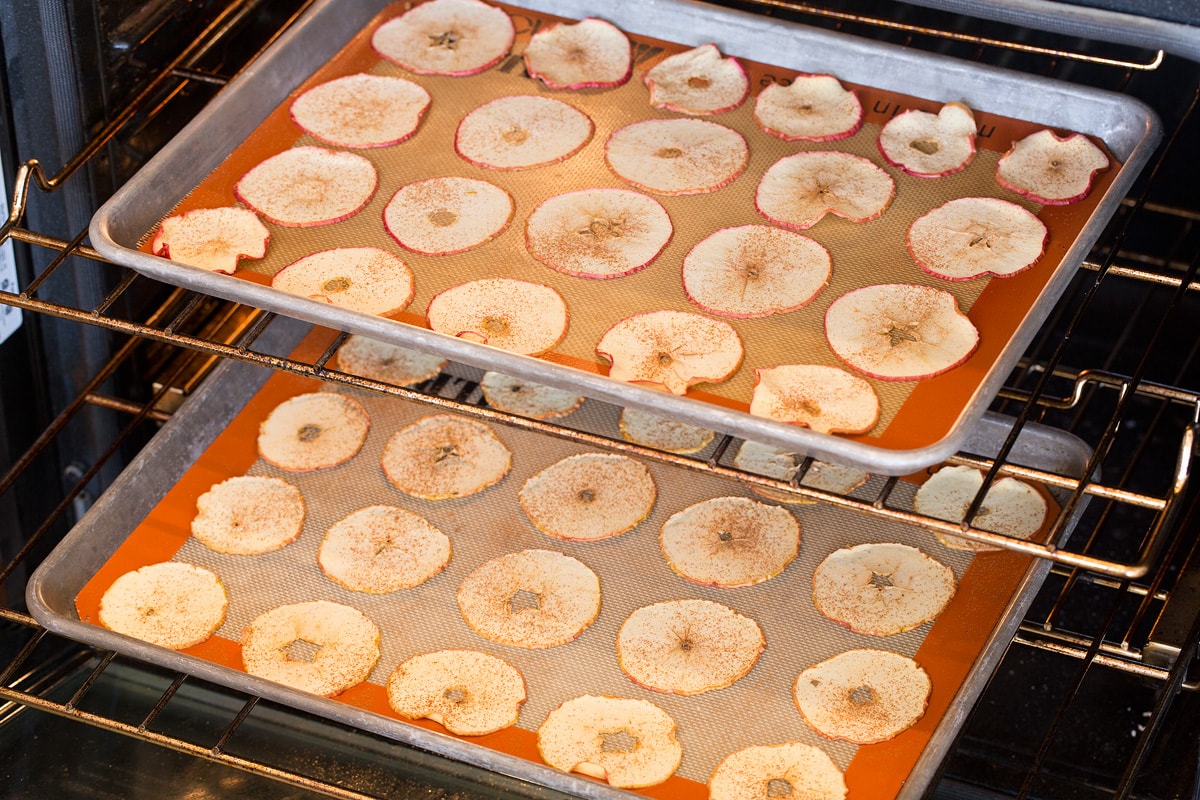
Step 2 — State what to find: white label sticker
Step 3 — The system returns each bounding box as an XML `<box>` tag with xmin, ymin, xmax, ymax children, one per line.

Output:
<box><xmin>0</xmin><ymin>150</ymin><xmax>21</xmax><ymax>344</ymax></box>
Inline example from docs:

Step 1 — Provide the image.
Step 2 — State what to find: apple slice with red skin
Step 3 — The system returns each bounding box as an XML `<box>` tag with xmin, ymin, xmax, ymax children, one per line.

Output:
<box><xmin>290</xmin><ymin>73</ymin><xmax>430</xmax><ymax>149</ymax></box>
<box><xmin>371</xmin><ymin>0</ymin><xmax>514</xmax><ymax>76</ymax></box>
<box><xmin>996</xmin><ymin>129</ymin><xmax>1109</xmax><ymax>205</ymax></box>
<box><xmin>426</xmin><ymin>278</ymin><xmax>568</xmax><ymax>355</ymax></box>
<box><xmin>824</xmin><ymin>284</ymin><xmax>979</xmax><ymax>381</ymax></box>
<box><xmin>750</xmin><ymin>364</ymin><xmax>879</xmax><ymax>434</ymax></box>
<box><xmin>643</xmin><ymin>44</ymin><xmax>749</xmax><ymax>115</ymax></box>
<box><xmin>523</xmin><ymin>18</ymin><xmax>632</xmax><ymax>90</ymax></box>
<box><xmin>605</xmin><ymin>118</ymin><xmax>748</xmax><ymax>196</ymax></box>
<box><xmin>455</xmin><ymin>95</ymin><xmax>594</xmax><ymax>170</ymax></box>
<box><xmin>878</xmin><ymin>102</ymin><xmax>977</xmax><ymax>178</ymax></box>
<box><xmin>754</xmin><ymin>74</ymin><xmax>863</xmax><ymax>142</ymax></box>
<box><xmin>525</xmin><ymin>188</ymin><xmax>672</xmax><ymax>279</ymax></box>
<box><xmin>151</xmin><ymin>206</ymin><xmax>268</xmax><ymax>274</ymax></box>
<box><xmin>235</xmin><ymin>146</ymin><xmax>377</xmax><ymax>228</ymax></box>
<box><xmin>383</xmin><ymin>176</ymin><xmax>513</xmax><ymax>256</ymax></box>
<box><xmin>755</xmin><ymin>151</ymin><xmax>894</xmax><ymax>230</ymax></box>
<box><xmin>271</xmin><ymin>247</ymin><xmax>414</xmax><ymax>316</ymax></box>
<box><xmin>907</xmin><ymin>197</ymin><xmax>1048</xmax><ymax>281</ymax></box>
<box><xmin>596</xmin><ymin>310</ymin><xmax>743</xmax><ymax>395</ymax></box>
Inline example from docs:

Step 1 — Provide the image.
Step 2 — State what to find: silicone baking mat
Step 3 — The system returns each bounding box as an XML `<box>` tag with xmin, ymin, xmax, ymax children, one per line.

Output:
<box><xmin>89</xmin><ymin>0</ymin><xmax>1158</xmax><ymax>475</ymax></box>
<box><xmin>63</xmin><ymin>327</ymin><xmax>1058</xmax><ymax>800</ymax></box>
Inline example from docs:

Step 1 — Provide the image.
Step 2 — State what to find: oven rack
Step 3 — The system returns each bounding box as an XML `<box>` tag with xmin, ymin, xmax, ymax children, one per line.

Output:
<box><xmin>2</xmin><ymin>1</ymin><xmax>1199</xmax><ymax>798</ymax></box>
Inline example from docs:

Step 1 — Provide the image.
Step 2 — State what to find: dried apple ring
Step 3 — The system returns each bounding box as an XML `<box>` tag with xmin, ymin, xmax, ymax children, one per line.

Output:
<box><xmin>996</xmin><ymin>129</ymin><xmax>1109</xmax><ymax>205</ymax></box>
<box><xmin>523</xmin><ymin>18</ymin><xmax>632</xmax><ymax>90</ymax></box>
<box><xmin>257</xmin><ymin>392</ymin><xmax>369</xmax><ymax>472</ymax></box>
<box><xmin>456</xmin><ymin>95</ymin><xmax>594</xmax><ymax>170</ymax></box>
<box><xmin>907</xmin><ymin>197</ymin><xmax>1048</xmax><ymax>281</ymax></box>
<box><xmin>617</xmin><ymin>599</ymin><xmax>765</xmax><ymax>694</ymax></box>
<box><xmin>709</xmin><ymin>742</ymin><xmax>847</xmax><ymax>800</ymax></box>
<box><xmin>99</xmin><ymin>562</ymin><xmax>227</xmax><ymax>650</ymax></box>
<box><xmin>234</xmin><ymin>146</ymin><xmax>376</xmax><ymax>227</ymax></box>
<box><xmin>480</xmin><ymin>372</ymin><xmax>583</xmax><ymax>420</ymax></box>
<box><xmin>318</xmin><ymin>505</ymin><xmax>451</xmax><ymax>593</ymax></box>
<box><xmin>618</xmin><ymin>406</ymin><xmax>714</xmax><ymax>454</ymax></box>
<box><xmin>272</xmin><ymin>247</ymin><xmax>415</xmax><ymax>317</ymax></box>
<box><xmin>336</xmin><ymin>335</ymin><xmax>446</xmax><ymax>387</ymax></box>
<box><xmin>596</xmin><ymin>310</ymin><xmax>743</xmax><ymax>395</ymax></box>
<box><xmin>756</xmin><ymin>151</ymin><xmax>894</xmax><ymax>229</ymax></box>
<box><xmin>644</xmin><ymin>44</ymin><xmax>749</xmax><ymax>115</ymax></box>
<box><xmin>382</xmin><ymin>414</ymin><xmax>511</xmax><ymax>500</ymax></box>
<box><xmin>537</xmin><ymin>695</ymin><xmax>682</xmax><ymax>788</ymax></box>
<box><xmin>750</xmin><ymin>364</ymin><xmax>879</xmax><ymax>434</ymax></box>
<box><xmin>734</xmin><ymin>440</ymin><xmax>870</xmax><ymax>502</ymax></box>
<box><xmin>386</xmin><ymin>649</ymin><xmax>526</xmax><ymax>736</ymax></box>
<box><xmin>457</xmin><ymin>549</ymin><xmax>601</xmax><ymax>649</ymax></box>
<box><xmin>384</xmin><ymin>176</ymin><xmax>512</xmax><ymax>256</ymax></box>
<box><xmin>426</xmin><ymin>278</ymin><xmax>568</xmax><ymax>355</ymax></box>
<box><xmin>605</xmin><ymin>118</ymin><xmax>748</xmax><ymax>196</ymax></box>
<box><xmin>290</xmin><ymin>73</ymin><xmax>430</xmax><ymax>148</ymax></box>
<box><xmin>519</xmin><ymin>453</ymin><xmax>656</xmax><ymax>541</ymax></box>
<box><xmin>878</xmin><ymin>102</ymin><xmax>977</xmax><ymax>178</ymax></box>
<box><xmin>151</xmin><ymin>206</ymin><xmax>269</xmax><ymax>274</ymax></box>
<box><xmin>793</xmin><ymin>649</ymin><xmax>931</xmax><ymax>744</ymax></box>
<box><xmin>241</xmin><ymin>600</ymin><xmax>380</xmax><ymax>697</ymax></box>
<box><xmin>913</xmin><ymin>464</ymin><xmax>1047</xmax><ymax>551</ymax></box>
<box><xmin>754</xmin><ymin>74</ymin><xmax>863</xmax><ymax>142</ymax></box>
<box><xmin>660</xmin><ymin>496</ymin><xmax>800</xmax><ymax>587</ymax></box>
<box><xmin>371</xmin><ymin>0</ymin><xmax>514</xmax><ymax>76</ymax></box>
<box><xmin>812</xmin><ymin>543</ymin><xmax>956</xmax><ymax>636</ymax></box>
<box><xmin>191</xmin><ymin>475</ymin><xmax>305</xmax><ymax>555</ymax></box>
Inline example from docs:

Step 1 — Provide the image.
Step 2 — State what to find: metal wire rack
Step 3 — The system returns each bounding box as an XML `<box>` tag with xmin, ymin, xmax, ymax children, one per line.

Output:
<box><xmin>2</xmin><ymin>1</ymin><xmax>1199</xmax><ymax>798</ymax></box>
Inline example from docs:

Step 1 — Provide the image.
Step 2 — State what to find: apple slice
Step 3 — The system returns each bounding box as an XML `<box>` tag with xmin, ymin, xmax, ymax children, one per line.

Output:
<box><xmin>426</xmin><ymin>278</ymin><xmax>568</xmax><ymax>355</ymax></box>
<box><xmin>290</xmin><ymin>73</ymin><xmax>431</xmax><ymax>148</ymax></box>
<box><xmin>793</xmin><ymin>649</ymin><xmax>931</xmax><ymax>744</ymax></box>
<box><xmin>756</xmin><ymin>151</ymin><xmax>894</xmax><ymax>230</ymax></box>
<box><xmin>371</xmin><ymin>0</ymin><xmax>514</xmax><ymax>76</ymax></box>
<box><xmin>605</xmin><ymin>118</ymin><xmax>748</xmax><ymax>196</ymax></box>
<box><xmin>908</xmin><ymin>197</ymin><xmax>1048</xmax><ymax>281</ymax></box>
<box><xmin>480</xmin><ymin>372</ymin><xmax>583</xmax><ymax>419</ymax></box>
<box><xmin>913</xmin><ymin>464</ymin><xmax>1047</xmax><ymax>551</ymax></box>
<box><xmin>824</xmin><ymin>284</ymin><xmax>979</xmax><ymax>381</ymax></box>
<box><xmin>750</xmin><ymin>365</ymin><xmax>879</xmax><ymax>434</ymax></box>
<box><xmin>234</xmin><ymin>146</ymin><xmax>377</xmax><ymax>228</ymax></box>
<box><xmin>456</xmin><ymin>95</ymin><xmax>594</xmax><ymax>170</ymax></box>
<box><xmin>596</xmin><ymin>310</ymin><xmax>743</xmax><ymax>395</ymax></box>
<box><xmin>643</xmin><ymin>44</ymin><xmax>749</xmax><ymax>115</ymax></box>
<box><xmin>519</xmin><ymin>453</ymin><xmax>657</xmax><ymax>542</ymax></box>
<box><xmin>151</xmin><ymin>206</ymin><xmax>268</xmax><ymax>274</ymax></box>
<box><xmin>754</xmin><ymin>74</ymin><xmax>863</xmax><ymax>142</ymax></box>
<box><xmin>996</xmin><ymin>129</ymin><xmax>1109</xmax><ymax>205</ymax></box>
<box><xmin>525</xmin><ymin>188</ymin><xmax>672</xmax><ymax>279</ymax></box>
<box><xmin>99</xmin><ymin>563</ymin><xmax>227</xmax><ymax>651</ymax></box>
<box><xmin>272</xmin><ymin>247</ymin><xmax>415</xmax><ymax>316</ymax></box>
<box><xmin>522</xmin><ymin>18</ymin><xmax>632</xmax><ymax>90</ymax></box>
<box><xmin>878</xmin><ymin>102</ymin><xmax>976</xmax><ymax>178</ymax></box>
<box><xmin>734</xmin><ymin>440</ymin><xmax>871</xmax><ymax>501</ymax></box>
<box><xmin>660</xmin><ymin>496</ymin><xmax>800</xmax><ymax>587</ymax></box>
<box><xmin>336</xmin><ymin>335</ymin><xmax>446</xmax><ymax>387</ymax></box>
<box><xmin>618</xmin><ymin>407</ymin><xmax>714</xmax><ymax>454</ymax></box>
<box><xmin>709</xmin><ymin>743</ymin><xmax>847</xmax><ymax>800</ymax></box>
<box><xmin>682</xmin><ymin>225</ymin><xmax>830</xmax><ymax>318</ymax></box>
<box><xmin>386</xmin><ymin>650</ymin><xmax>526</xmax><ymax>736</ymax></box>
<box><xmin>384</xmin><ymin>176</ymin><xmax>513</xmax><ymax>256</ymax></box>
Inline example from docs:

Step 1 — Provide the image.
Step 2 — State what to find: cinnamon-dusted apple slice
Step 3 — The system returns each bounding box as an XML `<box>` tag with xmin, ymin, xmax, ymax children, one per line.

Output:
<box><xmin>371</xmin><ymin>0</ymin><xmax>514</xmax><ymax>76</ymax></box>
<box><xmin>913</xmin><ymin>464</ymin><xmax>1047</xmax><ymax>551</ymax></box>
<box><xmin>618</xmin><ymin>407</ymin><xmax>714</xmax><ymax>454</ymax></box>
<box><xmin>617</xmin><ymin>599</ymin><xmax>764</xmax><ymax>695</ymax></box>
<box><xmin>682</xmin><ymin>226</ymin><xmax>830</xmax><ymax>318</ymax></box>
<box><xmin>290</xmin><ymin>73</ymin><xmax>431</xmax><ymax>148</ymax></box>
<box><xmin>660</xmin><ymin>496</ymin><xmax>800</xmax><ymax>587</ymax></box>
<box><xmin>480</xmin><ymin>372</ymin><xmax>583</xmax><ymax>420</ymax></box>
<box><xmin>792</xmin><ymin>649</ymin><xmax>931</xmax><ymax>744</ymax></box>
<box><xmin>734</xmin><ymin>440</ymin><xmax>870</xmax><ymax>500</ymax></box>
<box><xmin>519</xmin><ymin>453</ymin><xmax>656</xmax><ymax>541</ymax></box>
<box><xmin>523</xmin><ymin>18</ymin><xmax>632</xmax><ymax>90</ymax></box>
<box><xmin>426</xmin><ymin>278</ymin><xmax>568</xmax><ymax>355</ymax></box>
<box><xmin>996</xmin><ymin>129</ymin><xmax>1110</xmax><ymax>205</ymax></box>
<box><xmin>192</xmin><ymin>475</ymin><xmax>305</xmax><ymax>555</ymax></box>
<box><xmin>597</xmin><ymin>310</ymin><xmax>743</xmax><ymax>395</ymax></box>
<box><xmin>337</xmin><ymin>335</ymin><xmax>446</xmax><ymax>387</ymax></box>
<box><xmin>318</xmin><ymin>505</ymin><xmax>451</xmax><ymax>593</ymax></box>
<box><xmin>750</xmin><ymin>365</ymin><xmax>879</xmax><ymax>434</ymax></box>
<box><xmin>456</xmin><ymin>95</ymin><xmax>594</xmax><ymax>170</ymax></box>
<box><xmin>457</xmin><ymin>549</ymin><xmax>601</xmax><ymax>649</ymax></box>
<box><xmin>754</xmin><ymin>74</ymin><xmax>863</xmax><ymax>142</ymax></box>
<box><xmin>605</xmin><ymin>118</ymin><xmax>748</xmax><ymax>196</ymax></box>
<box><xmin>526</xmin><ymin>188</ymin><xmax>672</xmax><ymax>279</ymax></box>
<box><xmin>878</xmin><ymin>102</ymin><xmax>977</xmax><ymax>178</ymax></box>
<box><xmin>99</xmin><ymin>562</ymin><xmax>227</xmax><ymax>650</ymax></box>
<box><xmin>824</xmin><ymin>284</ymin><xmax>979</xmax><ymax>381</ymax></box>
<box><xmin>386</xmin><ymin>649</ymin><xmax>526</xmax><ymax>736</ymax></box>
<box><xmin>382</xmin><ymin>414</ymin><xmax>511</xmax><ymax>500</ymax></box>
<box><xmin>384</xmin><ymin>176</ymin><xmax>513</xmax><ymax>256</ymax></box>
<box><xmin>151</xmin><ymin>207</ymin><xmax>269</xmax><ymax>274</ymax></box>
<box><xmin>812</xmin><ymin>543</ymin><xmax>956</xmax><ymax>636</ymax></box>
<box><xmin>272</xmin><ymin>248</ymin><xmax>415</xmax><ymax>317</ymax></box>
<box><xmin>258</xmin><ymin>392</ymin><xmax>370</xmax><ymax>471</ymax></box>
<box><xmin>907</xmin><ymin>197</ymin><xmax>1048</xmax><ymax>281</ymax></box>
<box><xmin>234</xmin><ymin>146</ymin><xmax>377</xmax><ymax>227</ymax></box>
<box><xmin>709</xmin><ymin>742</ymin><xmax>848</xmax><ymax>800</ymax></box>
<box><xmin>756</xmin><ymin>151</ymin><xmax>894</xmax><ymax>230</ymax></box>
<box><xmin>643</xmin><ymin>44</ymin><xmax>749</xmax><ymax>115</ymax></box>
<box><xmin>537</xmin><ymin>695</ymin><xmax>682</xmax><ymax>788</ymax></box>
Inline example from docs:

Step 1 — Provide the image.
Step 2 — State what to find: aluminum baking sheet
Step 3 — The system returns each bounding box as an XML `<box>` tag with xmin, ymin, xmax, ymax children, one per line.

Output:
<box><xmin>29</xmin><ymin>318</ymin><xmax>1092</xmax><ymax>800</ymax></box>
<box><xmin>87</xmin><ymin>0</ymin><xmax>1156</xmax><ymax>478</ymax></box>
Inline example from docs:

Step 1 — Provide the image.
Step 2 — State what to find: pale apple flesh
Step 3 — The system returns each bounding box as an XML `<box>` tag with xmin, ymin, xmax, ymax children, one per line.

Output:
<box><xmin>996</xmin><ymin>129</ymin><xmax>1109</xmax><ymax>205</ymax></box>
<box><xmin>455</xmin><ymin>94</ymin><xmax>594</xmax><ymax>170</ymax></box>
<box><xmin>523</xmin><ymin>18</ymin><xmax>632</xmax><ymax>90</ymax></box>
<box><xmin>750</xmin><ymin>364</ymin><xmax>880</xmax><ymax>434</ymax></box>
<box><xmin>425</xmin><ymin>278</ymin><xmax>568</xmax><ymax>355</ymax></box>
<box><xmin>271</xmin><ymin>247</ymin><xmax>414</xmax><ymax>316</ymax></box>
<box><xmin>151</xmin><ymin>206</ymin><xmax>269</xmax><ymax>274</ymax></box>
<box><xmin>234</xmin><ymin>146</ymin><xmax>377</xmax><ymax>228</ymax></box>
<box><xmin>754</xmin><ymin>74</ymin><xmax>863</xmax><ymax>142</ymax></box>
<box><xmin>605</xmin><ymin>118</ymin><xmax>748</xmax><ymax>196</ymax></box>
<box><xmin>878</xmin><ymin>101</ymin><xmax>977</xmax><ymax>178</ymax></box>
<box><xmin>596</xmin><ymin>310</ymin><xmax>743</xmax><ymax>395</ymax></box>
<box><xmin>371</xmin><ymin>0</ymin><xmax>515</xmax><ymax>76</ymax></box>
<box><xmin>907</xmin><ymin>196</ymin><xmax>1048</xmax><ymax>281</ymax></box>
<box><xmin>383</xmin><ymin>176</ymin><xmax>513</xmax><ymax>256</ymax></box>
<box><xmin>290</xmin><ymin>73</ymin><xmax>431</xmax><ymax>148</ymax></box>
<box><xmin>756</xmin><ymin>151</ymin><xmax>894</xmax><ymax>229</ymax></box>
<box><xmin>643</xmin><ymin>43</ymin><xmax>749</xmax><ymax>115</ymax></box>
<box><xmin>525</xmin><ymin>188</ymin><xmax>672</xmax><ymax>278</ymax></box>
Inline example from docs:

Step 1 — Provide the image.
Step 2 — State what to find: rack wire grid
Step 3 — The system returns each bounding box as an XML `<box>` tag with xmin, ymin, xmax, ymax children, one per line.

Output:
<box><xmin>1</xmin><ymin>1</ymin><xmax>1199</xmax><ymax>798</ymax></box>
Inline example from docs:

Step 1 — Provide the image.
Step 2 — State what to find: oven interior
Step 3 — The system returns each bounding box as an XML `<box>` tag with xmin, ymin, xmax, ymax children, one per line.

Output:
<box><xmin>2</xmin><ymin>1</ymin><xmax>1199</xmax><ymax>798</ymax></box>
